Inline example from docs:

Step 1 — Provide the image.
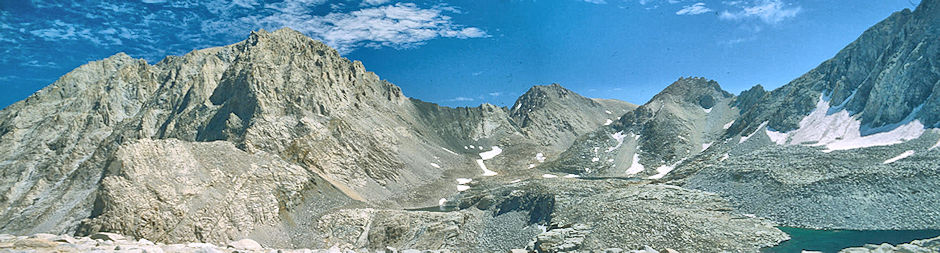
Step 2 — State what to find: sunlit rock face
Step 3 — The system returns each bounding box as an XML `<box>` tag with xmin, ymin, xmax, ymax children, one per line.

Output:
<box><xmin>675</xmin><ymin>0</ymin><xmax>940</xmax><ymax>231</ymax></box>
<box><xmin>0</xmin><ymin>0</ymin><xmax>938</xmax><ymax>251</ymax></box>
<box><xmin>0</xmin><ymin>28</ymin><xmax>636</xmax><ymax>248</ymax></box>
<box><xmin>728</xmin><ymin>0</ymin><xmax>940</xmax><ymax>139</ymax></box>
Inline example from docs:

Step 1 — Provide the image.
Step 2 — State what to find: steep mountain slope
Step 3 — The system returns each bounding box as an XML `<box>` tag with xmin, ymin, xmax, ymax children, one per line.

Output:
<box><xmin>0</xmin><ymin>28</ymin><xmax>633</xmax><ymax>245</ymax></box>
<box><xmin>509</xmin><ymin>84</ymin><xmax>636</xmax><ymax>151</ymax></box>
<box><xmin>673</xmin><ymin>0</ymin><xmax>940</xmax><ymax>230</ymax></box>
<box><xmin>727</xmin><ymin>0</ymin><xmax>939</xmax><ymax>140</ymax></box>
<box><xmin>543</xmin><ymin>77</ymin><xmax>736</xmax><ymax>179</ymax></box>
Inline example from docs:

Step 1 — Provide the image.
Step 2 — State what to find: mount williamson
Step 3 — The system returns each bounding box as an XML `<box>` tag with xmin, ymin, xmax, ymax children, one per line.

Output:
<box><xmin>0</xmin><ymin>0</ymin><xmax>938</xmax><ymax>252</ymax></box>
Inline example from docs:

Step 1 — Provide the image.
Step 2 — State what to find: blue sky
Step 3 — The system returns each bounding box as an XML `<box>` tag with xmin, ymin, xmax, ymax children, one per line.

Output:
<box><xmin>0</xmin><ymin>0</ymin><xmax>921</xmax><ymax>108</ymax></box>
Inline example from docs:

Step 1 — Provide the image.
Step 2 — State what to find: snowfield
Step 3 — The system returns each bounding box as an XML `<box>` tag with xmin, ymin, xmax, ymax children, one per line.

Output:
<box><xmin>763</xmin><ymin>94</ymin><xmax>925</xmax><ymax>152</ymax></box>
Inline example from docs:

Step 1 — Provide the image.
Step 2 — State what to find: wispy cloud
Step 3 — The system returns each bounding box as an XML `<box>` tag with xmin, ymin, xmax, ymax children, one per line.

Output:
<box><xmin>204</xmin><ymin>2</ymin><xmax>488</xmax><ymax>53</ymax></box>
<box><xmin>360</xmin><ymin>0</ymin><xmax>391</xmax><ymax>7</ymax></box>
<box><xmin>582</xmin><ymin>0</ymin><xmax>608</xmax><ymax>4</ymax></box>
<box><xmin>2</xmin><ymin>0</ymin><xmax>488</xmax><ymax>66</ymax></box>
<box><xmin>20</xmin><ymin>60</ymin><xmax>57</xmax><ymax>68</ymax></box>
<box><xmin>719</xmin><ymin>35</ymin><xmax>757</xmax><ymax>46</ymax></box>
<box><xmin>488</xmin><ymin>92</ymin><xmax>501</xmax><ymax>97</ymax></box>
<box><xmin>449</xmin><ymin>96</ymin><xmax>474</xmax><ymax>102</ymax></box>
<box><xmin>676</xmin><ymin>3</ymin><xmax>712</xmax><ymax>15</ymax></box>
<box><xmin>719</xmin><ymin>0</ymin><xmax>801</xmax><ymax>24</ymax></box>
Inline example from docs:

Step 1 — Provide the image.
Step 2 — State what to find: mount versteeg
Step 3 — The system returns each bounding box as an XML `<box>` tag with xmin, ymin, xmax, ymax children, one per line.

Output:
<box><xmin>0</xmin><ymin>0</ymin><xmax>936</xmax><ymax>251</ymax></box>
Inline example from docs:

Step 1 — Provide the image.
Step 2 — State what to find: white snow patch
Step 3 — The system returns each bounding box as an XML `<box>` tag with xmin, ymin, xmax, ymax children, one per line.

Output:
<box><xmin>703</xmin><ymin>107</ymin><xmax>712</xmax><ymax>113</ymax></box>
<box><xmin>605</xmin><ymin>110</ymin><xmax>612</xmax><ymax>114</ymax></box>
<box><xmin>542</xmin><ymin>174</ymin><xmax>558</xmax><ymax>178</ymax></box>
<box><xmin>514</xmin><ymin>103</ymin><xmax>522</xmax><ymax>110</ymax></box>
<box><xmin>607</xmin><ymin>131</ymin><xmax>629</xmax><ymax>152</ymax></box>
<box><xmin>739</xmin><ymin>122</ymin><xmax>768</xmax><ymax>143</ymax></box>
<box><xmin>457</xmin><ymin>185</ymin><xmax>471</xmax><ymax>191</ymax></box>
<box><xmin>626</xmin><ymin>152</ymin><xmax>645</xmax><ymax>175</ymax></box>
<box><xmin>765</xmin><ymin>129</ymin><xmax>789</xmax><ymax>145</ymax></box>
<box><xmin>441</xmin><ymin>147</ymin><xmax>458</xmax><ymax>155</ymax></box>
<box><xmin>647</xmin><ymin>164</ymin><xmax>675</xmax><ymax>179</ymax></box>
<box><xmin>463</xmin><ymin>146</ymin><xmax>468</xmax><ymax>150</ymax></box>
<box><xmin>591</xmin><ymin>157</ymin><xmax>599</xmax><ymax>162</ymax></box>
<box><xmin>479</xmin><ymin>146</ymin><xmax>503</xmax><ymax>160</ymax></box>
<box><xmin>607</xmin><ymin>159</ymin><xmax>614</xmax><ymax>163</ymax></box>
<box><xmin>701</xmin><ymin>142</ymin><xmax>713</xmax><ymax>151</ymax></box>
<box><xmin>478</xmin><ymin>146</ymin><xmax>484</xmax><ymax>150</ymax></box>
<box><xmin>723</xmin><ymin>120</ymin><xmax>735</xmax><ymax>130</ymax></box>
<box><xmin>604</xmin><ymin>119</ymin><xmax>613</xmax><ymax>126</ymax></box>
<box><xmin>528</xmin><ymin>164</ymin><xmax>536</xmax><ymax>169</ymax></box>
<box><xmin>931</xmin><ymin>137</ymin><xmax>940</xmax><ymax>151</ymax></box>
<box><xmin>475</xmin><ymin>159</ymin><xmax>498</xmax><ymax>176</ymax></box>
<box><xmin>439</xmin><ymin>198</ymin><xmax>447</xmax><ymax>206</ymax></box>
<box><xmin>564</xmin><ymin>174</ymin><xmax>580</xmax><ymax>178</ymax></box>
<box><xmin>430</xmin><ymin>163</ymin><xmax>441</xmax><ymax>168</ymax></box>
<box><xmin>719</xmin><ymin>153</ymin><xmax>730</xmax><ymax>161</ymax></box>
<box><xmin>677</xmin><ymin>135</ymin><xmax>688</xmax><ymax>141</ymax></box>
<box><xmin>739</xmin><ymin>122</ymin><xmax>772</xmax><ymax>143</ymax></box>
<box><xmin>883</xmin><ymin>150</ymin><xmax>915</xmax><ymax>164</ymax></box>
<box><xmin>469</xmin><ymin>145</ymin><xmax>475</xmax><ymax>149</ymax></box>
<box><xmin>510</xmin><ymin>179</ymin><xmax>522</xmax><ymax>183</ymax></box>
<box><xmin>535</xmin><ymin>153</ymin><xmax>546</xmax><ymax>163</ymax></box>
<box><xmin>456</xmin><ymin>178</ymin><xmax>472</xmax><ymax>184</ymax></box>
<box><xmin>767</xmin><ymin>94</ymin><xmax>925</xmax><ymax>152</ymax></box>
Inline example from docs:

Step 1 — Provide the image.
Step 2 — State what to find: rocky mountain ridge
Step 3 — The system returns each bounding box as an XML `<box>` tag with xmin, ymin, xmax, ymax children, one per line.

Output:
<box><xmin>1</xmin><ymin>0</ymin><xmax>939</xmax><ymax>251</ymax></box>
<box><xmin>0</xmin><ymin>28</ymin><xmax>642</xmax><ymax>249</ymax></box>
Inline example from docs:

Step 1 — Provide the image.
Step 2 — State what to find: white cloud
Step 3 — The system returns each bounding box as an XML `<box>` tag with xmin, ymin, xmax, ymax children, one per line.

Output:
<box><xmin>360</xmin><ymin>0</ymin><xmax>391</xmax><ymax>6</ymax></box>
<box><xmin>639</xmin><ymin>0</ymin><xmax>680</xmax><ymax>5</ymax></box>
<box><xmin>4</xmin><ymin>0</ymin><xmax>487</xmax><ymax>68</ymax></box>
<box><xmin>719</xmin><ymin>0</ymin><xmax>801</xmax><ymax>24</ymax></box>
<box><xmin>719</xmin><ymin>35</ymin><xmax>757</xmax><ymax>46</ymax></box>
<box><xmin>21</xmin><ymin>60</ymin><xmax>57</xmax><ymax>68</ymax></box>
<box><xmin>488</xmin><ymin>92</ymin><xmax>501</xmax><ymax>97</ymax></box>
<box><xmin>449</xmin><ymin>97</ymin><xmax>474</xmax><ymax>102</ymax></box>
<box><xmin>204</xmin><ymin>2</ymin><xmax>488</xmax><ymax>53</ymax></box>
<box><xmin>583</xmin><ymin>0</ymin><xmax>608</xmax><ymax>4</ymax></box>
<box><xmin>309</xmin><ymin>3</ymin><xmax>488</xmax><ymax>53</ymax></box>
<box><xmin>676</xmin><ymin>2</ymin><xmax>712</xmax><ymax>15</ymax></box>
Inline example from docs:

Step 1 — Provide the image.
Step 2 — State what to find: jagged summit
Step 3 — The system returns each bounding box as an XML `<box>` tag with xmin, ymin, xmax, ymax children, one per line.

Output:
<box><xmin>544</xmin><ymin>76</ymin><xmax>735</xmax><ymax>178</ymax></box>
<box><xmin>2</xmin><ymin>0</ymin><xmax>938</xmax><ymax>248</ymax></box>
<box><xmin>729</xmin><ymin>0</ymin><xmax>940</xmax><ymax>137</ymax></box>
<box><xmin>0</xmin><ymin>28</ymin><xmax>640</xmax><ymax>247</ymax></box>
<box><xmin>509</xmin><ymin>83</ymin><xmax>636</xmax><ymax>150</ymax></box>
<box><xmin>650</xmin><ymin>77</ymin><xmax>731</xmax><ymax>107</ymax></box>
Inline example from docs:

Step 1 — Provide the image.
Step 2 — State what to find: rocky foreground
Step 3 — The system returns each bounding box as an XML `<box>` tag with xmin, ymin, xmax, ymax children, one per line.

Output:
<box><xmin>0</xmin><ymin>232</ymin><xmax>435</xmax><ymax>253</ymax></box>
<box><xmin>2</xmin><ymin>232</ymin><xmax>939</xmax><ymax>253</ymax></box>
<box><xmin>0</xmin><ymin>232</ymin><xmax>684</xmax><ymax>253</ymax></box>
<box><xmin>837</xmin><ymin>236</ymin><xmax>940</xmax><ymax>253</ymax></box>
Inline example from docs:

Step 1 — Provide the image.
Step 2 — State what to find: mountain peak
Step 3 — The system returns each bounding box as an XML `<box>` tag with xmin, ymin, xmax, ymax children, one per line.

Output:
<box><xmin>509</xmin><ymin>83</ymin><xmax>635</xmax><ymax>149</ymax></box>
<box><xmin>650</xmin><ymin>77</ymin><xmax>732</xmax><ymax>109</ymax></box>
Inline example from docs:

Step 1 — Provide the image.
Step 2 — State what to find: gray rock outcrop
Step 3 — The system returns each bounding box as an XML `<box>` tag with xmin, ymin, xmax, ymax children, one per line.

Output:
<box><xmin>0</xmin><ymin>28</ymin><xmax>635</xmax><ymax>247</ymax></box>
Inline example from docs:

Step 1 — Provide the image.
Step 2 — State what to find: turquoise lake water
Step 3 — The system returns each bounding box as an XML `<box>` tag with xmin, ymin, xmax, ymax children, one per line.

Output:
<box><xmin>761</xmin><ymin>227</ymin><xmax>940</xmax><ymax>253</ymax></box>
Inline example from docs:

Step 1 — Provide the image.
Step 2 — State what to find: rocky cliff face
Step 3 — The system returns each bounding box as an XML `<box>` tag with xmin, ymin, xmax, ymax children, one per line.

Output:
<box><xmin>545</xmin><ymin>77</ymin><xmax>736</xmax><ymax>179</ymax></box>
<box><xmin>0</xmin><ymin>28</ymin><xmax>636</xmax><ymax>247</ymax></box>
<box><xmin>509</xmin><ymin>84</ymin><xmax>636</xmax><ymax>151</ymax></box>
<box><xmin>671</xmin><ymin>0</ymin><xmax>940</xmax><ymax>231</ymax></box>
<box><xmin>729</xmin><ymin>0</ymin><xmax>940</xmax><ymax>138</ymax></box>
<box><xmin>1</xmin><ymin>0</ymin><xmax>938</xmax><ymax>249</ymax></box>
